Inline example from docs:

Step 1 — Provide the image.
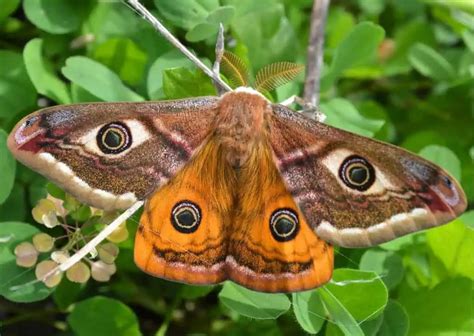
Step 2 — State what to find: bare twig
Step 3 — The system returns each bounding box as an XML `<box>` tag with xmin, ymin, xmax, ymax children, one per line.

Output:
<box><xmin>124</xmin><ymin>0</ymin><xmax>232</xmax><ymax>92</ymax></box>
<box><xmin>303</xmin><ymin>0</ymin><xmax>330</xmax><ymax>113</ymax></box>
<box><xmin>213</xmin><ymin>24</ymin><xmax>227</xmax><ymax>95</ymax></box>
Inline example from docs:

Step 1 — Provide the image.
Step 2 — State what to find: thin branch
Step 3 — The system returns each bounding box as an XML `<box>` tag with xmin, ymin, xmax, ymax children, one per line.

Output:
<box><xmin>213</xmin><ymin>23</ymin><xmax>227</xmax><ymax>95</ymax></box>
<box><xmin>124</xmin><ymin>0</ymin><xmax>232</xmax><ymax>92</ymax></box>
<box><xmin>303</xmin><ymin>0</ymin><xmax>330</xmax><ymax>111</ymax></box>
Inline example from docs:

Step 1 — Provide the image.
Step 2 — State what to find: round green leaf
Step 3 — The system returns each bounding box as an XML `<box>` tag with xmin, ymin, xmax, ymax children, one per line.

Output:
<box><xmin>0</xmin><ymin>130</ymin><xmax>16</xmax><ymax>204</ymax></box>
<box><xmin>323</xmin><ymin>268</ymin><xmax>388</xmax><ymax>321</ymax></box>
<box><xmin>0</xmin><ymin>221</ymin><xmax>53</xmax><ymax>302</ymax></box>
<box><xmin>186</xmin><ymin>22</ymin><xmax>218</xmax><ymax>42</ymax></box>
<box><xmin>206</xmin><ymin>6</ymin><xmax>235</xmax><ymax>25</ymax></box>
<box><xmin>319</xmin><ymin>286</ymin><xmax>364</xmax><ymax>336</ymax></box>
<box><xmin>23</xmin><ymin>38</ymin><xmax>71</xmax><ymax>104</ymax></box>
<box><xmin>93</xmin><ymin>38</ymin><xmax>148</xmax><ymax>86</ymax></box>
<box><xmin>163</xmin><ymin>67</ymin><xmax>216</xmax><ymax>99</ymax></box>
<box><xmin>154</xmin><ymin>0</ymin><xmax>219</xmax><ymax>30</ymax></box>
<box><xmin>292</xmin><ymin>290</ymin><xmax>325</xmax><ymax>334</ymax></box>
<box><xmin>409</xmin><ymin>43</ymin><xmax>456</xmax><ymax>82</ymax></box>
<box><xmin>321</xmin><ymin>98</ymin><xmax>385</xmax><ymax>137</ymax></box>
<box><xmin>147</xmin><ymin>50</ymin><xmax>192</xmax><ymax>100</ymax></box>
<box><xmin>61</xmin><ymin>56</ymin><xmax>144</xmax><ymax>102</ymax></box>
<box><xmin>218</xmin><ymin>282</ymin><xmax>291</xmax><ymax>319</ymax></box>
<box><xmin>68</xmin><ymin>296</ymin><xmax>141</xmax><ymax>336</ymax></box>
<box><xmin>0</xmin><ymin>0</ymin><xmax>19</xmax><ymax>23</ymax></box>
<box><xmin>0</xmin><ymin>51</ymin><xmax>36</xmax><ymax>120</ymax></box>
<box><xmin>427</xmin><ymin>218</ymin><xmax>474</xmax><ymax>280</ymax></box>
<box><xmin>359</xmin><ymin>249</ymin><xmax>404</xmax><ymax>289</ymax></box>
<box><xmin>321</xmin><ymin>22</ymin><xmax>385</xmax><ymax>89</ymax></box>
<box><xmin>378</xmin><ymin>300</ymin><xmax>409</xmax><ymax>336</ymax></box>
<box><xmin>23</xmin><ymin>0</ymin><xmax>92</xmax><ymax>34</ymax></box>
<box><xmin>399</xmin><ymin>278</ymin><xmax>473</xmax><ymax>335</ymax></box>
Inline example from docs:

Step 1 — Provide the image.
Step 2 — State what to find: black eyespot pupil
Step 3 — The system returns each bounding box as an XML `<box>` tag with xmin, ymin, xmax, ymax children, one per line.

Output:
<box><xmin>349</xmin><ymin>166</ymin><xmax>368</xmax><ymax>184</ymax></box>
<box><xmin>176</xmin><ymin>210</ymin><xmax>195</xmax><ymax>227</ymax></box>
<box><xmin>104</xmin><ymin>130</ymin><xmax>122</xmax><ymax>148</ymax></box>
<box><xmin>275</xmin><ymin>217</ymin><xmax>294</xmax><ymax>235</ymax></box>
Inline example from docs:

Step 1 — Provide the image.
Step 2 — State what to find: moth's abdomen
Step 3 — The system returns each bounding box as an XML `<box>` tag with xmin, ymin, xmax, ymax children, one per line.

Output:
<box><xmin>215</xmin><ymin>88</ymin><xmax>271</xmax><ymax>167</ymax></box>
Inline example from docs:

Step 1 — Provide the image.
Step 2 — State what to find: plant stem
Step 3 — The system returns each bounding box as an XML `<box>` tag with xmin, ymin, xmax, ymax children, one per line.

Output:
<box><xmin>155</xmin><ymin>295</ymin><xmax>182</xmax><ymax>336</ymax></box>
<box><xmin>303</xmin><ymin>0</ymin><xmax>330</xmax><ymax>111</ymax></box>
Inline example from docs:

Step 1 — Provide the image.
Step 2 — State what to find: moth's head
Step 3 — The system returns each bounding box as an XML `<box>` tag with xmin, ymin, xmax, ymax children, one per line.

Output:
<box><xmin>8</xmin><ymin>103</ymin><xmax>159</xmax><ymax>210</ymax></box>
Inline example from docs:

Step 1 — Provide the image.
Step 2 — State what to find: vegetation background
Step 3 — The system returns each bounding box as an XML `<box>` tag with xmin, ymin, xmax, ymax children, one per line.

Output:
<box><xmin>0</xmin><ymin>0</ymin><xmax>473</xmax><ymax>335</ymax></box>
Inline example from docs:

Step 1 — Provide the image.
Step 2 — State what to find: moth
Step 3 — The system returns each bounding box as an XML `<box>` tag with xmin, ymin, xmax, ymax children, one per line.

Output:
<box><xmin>7</xmin><ymin>86</ymin><xmax>467</xmax><ymax>293</ymax></box>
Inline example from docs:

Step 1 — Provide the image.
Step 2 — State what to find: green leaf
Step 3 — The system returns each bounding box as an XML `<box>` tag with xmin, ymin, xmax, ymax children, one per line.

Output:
<box><xmin>53</xmin><ymin>278</ymin><xmax>84</xmax><ymax>311</ymax></box>
<box><xmin>292</xmin><ymin>290</ymin><xmax>325</xmax><ymax>334</ymax></box>
<box><xmin>326</xmin><ymin>8</ymin><xmax>355</xmax><ymax>50</ymax></box>
<box><xmin>154</xmin><ymin>0</ymin><xmax>219</xmax><ymax>30</ymax></box>
<box><xmin>379</xmin><ymin>233</ymin><xmax>419</xmax><ymax>251</ymax></box>
<box><xmin>378</xmin><ymin>300</ymin><xmax>409</xmax><ymax>336</ymax></box>
<box><xmin>186</xmin><ymin>22</ymin><xmax>218</xmax><ymax>42</ymax></box>
<box><xmin>0</xmin><ymin>185</ymin><xmax>26</xmax><ymax>222</ymax></box>
<box><xmin>321</xmin><ymin>98</ymin><xmax>385</xmax><ymax>137</ymax></box>
<box><xmin>0</xmin><ymin>130</ymin><xmax>16</xmax><ymax>204</ymax></box>
<box><xmin>218</xmin><ymin>282</ymin><xmax>291</xmax><ymax>319</ymax></box>
<box><xmin>418</xmin><ymin>145</ymin><xmax>461</xmax><ymax>181</ymax></box>
<box><xmin>427</xmin><ymin>218</ymin><xmax>474</xmax><ymax>280</ymax></box>
<box><xmin>0</xmin><ymin>51</ymin><xmax>36</xmax><ymax>119</ymax></box>
<box><xmin>409</xmin><ymin>43</ymin><xmax>456</xmax><ymax>82</ymax></box>
<box><xmin>319</xmin><ymin>286</ymin><xmax>364</xmax><ymax>336</ymax></box>
<box><xmin>359</xmin><ymin>249</ymin><xmax>404</xmax><ymax>290</ymax></box>
<box><xmin>23</xmin><ymin>38</ymin><xmax>71</xmax><ymax>104</ymax></box>
<box><xmin>93</xmin><ymin>38</ymin><xmax>148</xmax><ymax>86</ymax></box>
<box><xmin>385</xmin><ymin>20</ymin><xmax>436</xmax><ymax>75</ymax></box>
<box><xmin>321</xmin><ymin>22</ymin><xmax>385</xmax><ymax>89</ymax></box>
<box><xmin>23</xmin><ymin>0</ymin><xmax>92</xmax><ymax>34</ymax></box>
<box><xmin>462</xmin><ymin>31</ymin><xmax>474</xmax><ymax>54</ymax></box>
<box><xmin>323</xmin><ymin>269</ymin><xmax>388</xmax><ymax>321</ymax></box>
<box><xmin>68</xmin><ymin>296</ymin><xmax>141</xmax><ymax>336</ymax></box>
<box><xmin>399</xmin><ymin>278</ymin><xmax>473</xmax><ymax>335</ymax></box>
<box><xmin>147</xmin><ymin>50</ymin><xmax>193</xmax><ymax>100</ymax></box>
<box><xmin>357</xmin><ymin>0</ymin><xmax>386</xmax><ymax>16</ymax></box>
<box><xmin>206</xmin><ymin>6</ymin><xmax>235</xmax><ymax>25</ymax></box>
<box><xmin>227</xmin><ymin>0</ymin><xmax>295</xmax><ymax>70</ymax></box>
<box><xmin>461</xmin><ymin>210</ymin><xmax>474</xmax><ymax>230</ymax></box>
<box><xmin>162</xmin><ymin>67</ymin><xmax>216</xmax><ymax>99</ymax></box>
<box><xmin>0</xmin><ymin>0</ymin><xmax>19</xmax><ymax>23</ymax></box>
<box><xmin>0</xmin><ymin>221</ymin><xmax>53</xmax><ymax>302</ymax></box>
<box><xmin>180</xmin><ymin>284</ymin><xmax>214</xmax><ymax>299</ymax></box>
<box><xmin>62</xmin><ymin>56</ymin><xmax>144</xmax><ymax>102</ymax></box>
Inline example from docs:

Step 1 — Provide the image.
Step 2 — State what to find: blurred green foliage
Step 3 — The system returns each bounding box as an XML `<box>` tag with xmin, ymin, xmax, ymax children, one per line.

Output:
<box><xmin>0</xmin><ymin>0</ymin><xmax>473</xmax><ymax>335</ymax></box>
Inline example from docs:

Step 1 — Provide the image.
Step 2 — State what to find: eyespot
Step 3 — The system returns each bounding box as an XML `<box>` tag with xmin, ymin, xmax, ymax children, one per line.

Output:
<box><xmin>339</xmin><ymin>155</ymin><xmax>376</xmax><ymax>191</ymax></box>
<box><xmin>270</xmin><ymin>208</ymin><xmax>299</xmax><ymax>242</ymax></box>
<box><xmin>171</xmin><ymin>201</ymin><xmax>201</xmax><ymax>234</ymax></box>
<box><xmin>96</xmin><ymin>122</ymin><xmax>131</xmax><ymax>154</ymax></box>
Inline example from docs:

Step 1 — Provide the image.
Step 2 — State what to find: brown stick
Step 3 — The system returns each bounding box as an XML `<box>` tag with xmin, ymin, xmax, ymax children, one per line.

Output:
<box><xmin>303</xmin><ymin>0</ymin><xmax>330</xmax><ymax>111</ymax></box>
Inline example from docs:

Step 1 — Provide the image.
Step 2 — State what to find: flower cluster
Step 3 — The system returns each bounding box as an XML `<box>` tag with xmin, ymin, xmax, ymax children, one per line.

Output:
<box><xmin>14</xmin><ymin>184</ymin><xmax>129</xmax><ymax>288</ymax></box>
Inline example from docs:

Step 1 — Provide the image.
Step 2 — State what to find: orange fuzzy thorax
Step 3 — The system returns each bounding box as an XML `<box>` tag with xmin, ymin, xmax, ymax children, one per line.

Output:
<box><xmin>215</xmin><ymin>89</ymin><xmax>271</xmax><ymax>167</ymax></box>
